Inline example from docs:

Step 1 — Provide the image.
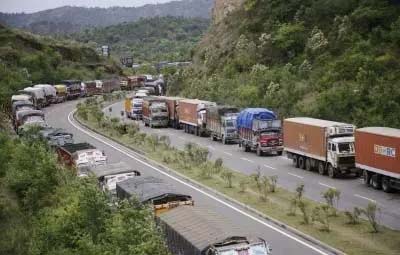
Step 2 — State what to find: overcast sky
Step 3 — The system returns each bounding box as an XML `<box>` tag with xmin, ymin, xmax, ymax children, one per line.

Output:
<box><xmin>0</xmin><ymin>0</ymin><xmax>175</xmax><ymax>13</ymax></box>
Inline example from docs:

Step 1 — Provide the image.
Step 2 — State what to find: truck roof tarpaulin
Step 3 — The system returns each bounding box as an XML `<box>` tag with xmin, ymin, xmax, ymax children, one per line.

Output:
<box><xmin>207</xmin><ymin>106</ymin><xmax>239</xmax><ymax>119</ymax></box>
<box><xmin>237</xmin><ymin>108</ymin><xmax>277</xmax><ymax>129</ymax></box>
<box><xmin>88</xmin><ymin>162</ymin><xmax>140</xmax><ymax>179</ymax></box>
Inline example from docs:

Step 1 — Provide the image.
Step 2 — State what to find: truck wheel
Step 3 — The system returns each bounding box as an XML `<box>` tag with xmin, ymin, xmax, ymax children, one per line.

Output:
<box><xmin>293</xmin><ymin>155</ymin><xmax>299</xmax><ymax>168</ymax></box>
<box><xmin>362</xmin><ymin>170</ymin><xmax>371</xmax><ymax>186</ymax></box>
<box><xmin>382</xmin><ymin>177</ymin><xmax>393</xmax><ymax>193</ymax></box>
<box><xmin>371</xmin><ymin>174</ymin><xmax>382</xmax><ymax>190</ymax></box>
<box><xmin>328</xmin><ymin>165</ymin><xmax>337</xmax><ymax>178</ymax></box>
<box><xmin>256</xmin><ymin>147</ymin><xmax>263</xmax><ymax>157</ymax></box>
<box><xmin>318</xmin><ymin>162</ymin><xmax>326</xmax><ymax>175</ymax></box>
<box><xmin>305</xmin><ymin>158</ymin><xmax>312</xmax><ymax>171</ymax></box>
<box><xmin>277</xmin><ymin>151</ymin><xmax>283</xmax><ymax>156</ymax></box>
<box><xmin>298</xmin><ymin>156</ymin><xmax>305</xmax><ymax>169</ymax></box>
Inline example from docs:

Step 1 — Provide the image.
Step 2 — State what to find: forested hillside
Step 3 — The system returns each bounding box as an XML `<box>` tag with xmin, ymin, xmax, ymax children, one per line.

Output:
<box><xmin>170</xmin><ymin>0</ymin><xmax>400</xmax><ymax>128</ymax></box>
<box><xmin>0</xmin><ymin>24</ymin><xmax>121</xmax><ymax>108</ymax></box>
<box><xmin>70</xmin><ymin>16</ymin><xmax>210</xmax><ymax>62</ymax></box>
<box><xmin>0</xmin><ymin>0</ymin><xmax>213</xmax><ymax>35</ymax></box>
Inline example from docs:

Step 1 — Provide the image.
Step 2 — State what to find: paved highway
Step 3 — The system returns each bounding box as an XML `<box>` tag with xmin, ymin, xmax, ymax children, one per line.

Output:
<box><xmin>105</xmin><ymin>100</ymin><xmax>400</xmax><ymax>230</ymax></box>
<box><xmin>44</xmin><ymin>100</ymin><xmax>339</xmax><ymax>255</ymax></box>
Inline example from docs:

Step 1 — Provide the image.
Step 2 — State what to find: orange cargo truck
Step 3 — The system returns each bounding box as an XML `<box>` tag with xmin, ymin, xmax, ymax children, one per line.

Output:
<box><xmin>356</xmin><ymin>127</ymin><xmax>400</xmax><ymax>192</ymax></box>
<box><xmin>284</xmin><ymin>117</ymin><xmax>358</xmax><ymax>178</ymax></box>
<box><xmin>177</xmin><ymin>99</ymin><xmax>216</xmax><ymax>136</ymax></box>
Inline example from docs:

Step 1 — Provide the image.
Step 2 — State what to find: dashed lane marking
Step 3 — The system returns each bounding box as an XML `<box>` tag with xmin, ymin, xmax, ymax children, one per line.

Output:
<box><xmin>223</xmin><ymin>152</ymin><xmax>233</xmax><ymax>156</ymax></box>
<box><xmin>354</xmin><ymin>194</ymin><xmax>376</xmax><ymax>203</ymax></box>
<box><xmin>288</xmin><ymin>172</ymin><xmax>304</xmax><ymax>179</ymax></box>
<box><xmin>240</xmin><ymin>157</ymin><xmax>254</xmax><ymax>163</ymax></box>
<box><xmin>264</xmin><ymin>164</ymin><xmax>277</xmax><ymax>170</ymax></box>
<box><xmin>318</xmin><ymin>183</ymin><xmax>336</xmax><ymax>189</ymax></box>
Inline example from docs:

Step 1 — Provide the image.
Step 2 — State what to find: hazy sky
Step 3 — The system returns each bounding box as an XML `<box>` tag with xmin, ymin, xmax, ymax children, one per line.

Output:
<box><xmin>0</xmin><ymin>0</ymin><xmax>175</xmax><ymax>13</ymax></box>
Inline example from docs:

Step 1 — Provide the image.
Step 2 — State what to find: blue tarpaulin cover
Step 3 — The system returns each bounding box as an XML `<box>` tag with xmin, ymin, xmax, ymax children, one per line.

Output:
<box><xmin>236</xmin><ymin>108</ymin><xmax>277</xmax><ymax>129</ymax></box>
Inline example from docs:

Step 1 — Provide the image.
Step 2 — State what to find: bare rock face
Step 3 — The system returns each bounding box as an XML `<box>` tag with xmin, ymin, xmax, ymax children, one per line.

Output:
<box><xmin>212</xmin><ymin>0</ymin><xmax>244</xmax><ymax>24</ymax></box>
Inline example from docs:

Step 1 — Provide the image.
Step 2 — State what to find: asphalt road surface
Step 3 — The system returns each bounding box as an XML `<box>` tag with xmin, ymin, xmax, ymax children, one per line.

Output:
<box><xmin>43</xmin><ymin>100</ymin><xmax>340</xmax><ymax>255</ymax></box>
<box><xmin>105</xmin><ymin>100</ymin><xmax>400</xmax><ymax>231</ymax></box>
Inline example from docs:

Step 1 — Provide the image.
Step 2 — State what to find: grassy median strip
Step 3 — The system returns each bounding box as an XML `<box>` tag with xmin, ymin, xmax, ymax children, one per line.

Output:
<box><xmin>76</xmin><ymin>98</ymin><xmax>400</xmax><ymax>255</ymax></box>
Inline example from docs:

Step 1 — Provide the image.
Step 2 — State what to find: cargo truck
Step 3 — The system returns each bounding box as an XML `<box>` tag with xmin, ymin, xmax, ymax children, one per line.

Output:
<box><xmin>87</xmin><ymin>162</ymin><xmax>141</xmax><ymax>195</ymax></box>
<box><xmin>62</xmin><ymin>80</ymin><xmax>82</xmax><ymax>100</ymax></box>
<box><xmin>284</xmin><ymin>117</ymin><xmax>357</xmax><ymax>178</ymax></box>
<box><xmin>53</xmin><ymin>85</ymin><xmax>68</xmax><ymax>103</ymax></box>
<box><xmin>158</xmin><ymin>206</ymin><xmax>272</xmax><ymax>255</ymax></box>
<box><xmin>12</xmin><ymin>101</ymin><xmax>35</xmax><ymax>125</ymax></box>
<box><xmin>159</xmin><ymin>96</ymin><xmax>183</xmax><ymax>128</ymax></box>
<box><xmin>124</xmin><ymin>96</ymin><xmax>143</xmax><ymax>120</ymax></box>
<box><xmin>207</xmin><ymin>106</ymin><xmax>239</xmax><ymax>144</ymax></box>
<box><xmin>34</xmin><ymin>84</ymin><xmax>57</xmax><ymax>105</ymax></box>
<box><xmin>178</xmin><ymin>99</ymin><xmax>216</xmax><ymax>136</ymax></box>
<box><xmin>11</xmin><ymin>94</ymin><xmax>33</xmax><ymax>105</ymax></box>
<box><xmin>237</xmin><ymin>108</ymin><xmax>283</xmax><ymax>156</ymax></box>
<box><xmin>356</xmin><ymin>127</ymin><xmax>400</xmax><ymax>192</ymax></box>
<box><xmin>116</xmin><ymin>176</ymin><xmax>194</xmax><ymax>215</ymax></box>
<box><xmin>23</xmin><ymin>87</ymin><xmax>46</xmax><ymax>109</ymax></box>
<box><xmin>15</xmin><ymin>109</ymin><xmax>46</xmax><ymax>131</ymax></box>
<box><xmin>56</xmin><ymin>143</ymin><xmax>107</xmax><ymax>176</ymax></box>
<box><xmin>142</xmin><ymin>97</ymin><xmax>169</xmax><ymax>128</ymax></box>
<box><xmin>39</xmin><ymin>128</ymin><xmax>74</xmax><ymax>147</ymax></box>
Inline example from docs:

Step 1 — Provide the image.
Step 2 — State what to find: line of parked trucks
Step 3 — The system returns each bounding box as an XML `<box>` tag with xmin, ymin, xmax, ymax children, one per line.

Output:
<box><xmin>9</xmin><ymin>81</ymin><xmax>273</xmax><ymax>255</ymax></box>
<box><xmin>125</xmin><ymin>95</ymin><xmax>400</xmax><ymax>192</ymax></box>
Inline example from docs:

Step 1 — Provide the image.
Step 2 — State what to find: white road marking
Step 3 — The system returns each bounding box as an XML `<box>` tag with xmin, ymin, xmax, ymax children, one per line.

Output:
<box><xmin>207</xmin><ymin>145</ymin><xmax>216</xmax><ymax>151</ymax></box>
<box><xmin>240</xmin><ymin>157</ymin><xmax>254</xmax><ymax>163</ymax></box>
<box><xmin>280</xmin><ymin>156</ymin><xmax>292</xmax><ymax>161</ymax></box>
<box><xmin>354</xmin><ymin>194</ymin><xmax>376</xmax><ymax>203</ymax></box>
<box><xmin>264</xmin><ymin>164</ymin><xmax>277</xmax><ymax>170</ymax></box>
<box><xmin>223</xmin><ymin>151</ymin><xmax>233</xmax><ymax>156</ymax></box>
<box><xmin>318</xmin><ymin>183</ymin><xmax>336</xmax><ymax>189</ymax></box>
<box><xmin>288</xmin><ymin>172</ymin><xmax>304</xmax><ymax>179</ymax></box>
<box><xmin>178</xmin><ymin>136</ymin><xmax>186</xmax><ymax>141</ymax></box>
<box><xmin>68</xmin><ymin>110</ymin><xmax>331</xmax><ymax>255</ymax></box>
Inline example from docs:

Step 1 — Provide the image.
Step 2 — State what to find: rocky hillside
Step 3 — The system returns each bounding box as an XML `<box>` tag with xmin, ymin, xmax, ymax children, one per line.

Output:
<box><xmin>0</xmin><ymin>0</ymin><xmax>214</xmax><ymax>35</ymax></box>
<box><xmin>170</xmin><ymin>0</ymin><xmax>400</xmax><ymax>128</ymax></box>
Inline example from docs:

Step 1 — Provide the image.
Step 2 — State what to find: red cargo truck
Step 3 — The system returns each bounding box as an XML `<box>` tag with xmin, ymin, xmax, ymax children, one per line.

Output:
<box><xmin>284</xmin><ymin>117</ymin><xmax>358</xmax><ymax>178</ymax></box>
<box><xmin>356</xmin><ymin>127</ymin><xmax>400</xmax><ymax>192</ymax></box>
<box><xmin>159</xmin><ymin>96</ymin><xmax>184</xmax><ymax>129</ymax></box>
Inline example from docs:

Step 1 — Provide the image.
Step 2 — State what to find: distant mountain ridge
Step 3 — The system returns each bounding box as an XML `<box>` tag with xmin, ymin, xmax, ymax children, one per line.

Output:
<box><xmin>0</xmin><ymin>0</ymin><xmax>214</xmax><ymax>34</ymax></box>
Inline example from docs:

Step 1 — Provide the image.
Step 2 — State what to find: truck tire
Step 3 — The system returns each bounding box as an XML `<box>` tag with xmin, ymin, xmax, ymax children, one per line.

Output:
<box><xmin>298</xmin><ymin>156</ymin><xmax>305</xmax><ymax>169</ymax></box>
<box><xmin>305</xmin><ymin>158</ymin><xmax>312</xmax><ymax>171</ymax></box>
<box><xmin>362</xmin><ymin>170</ymin><xmax>371</xmax><ymax>186</ymax></box>
<box><xmin>371</xmin><ymin>174</ymin><xmax>382</xmax><ymax>190</ymax></box>
<box><xmin>328</xmin><ymin>165</ymin><xmax>337</xmax><ymax>178</ymax></box>
<box><xmin>293</xmin><ymin>155</ymin><xmax>299</xmax><ymax>168</ymax></box>
<box><xmin>382</xmin><ymin>177</ymin><xmax>393</xmax><ymax>193</ymax></box>
<box><xmin>318</xmin><ymin>162</ymin><xmax>326</xmax><ymax>175</ymax></box>
<box><xmin>256</xmin><ymin>147</ymin><xmax>263</xmax><ymax>157</ymax></box>
<box><xmin>277</xmin><ymin>151</ymin><xmax>283</xmax><ymax>156</ymax></box>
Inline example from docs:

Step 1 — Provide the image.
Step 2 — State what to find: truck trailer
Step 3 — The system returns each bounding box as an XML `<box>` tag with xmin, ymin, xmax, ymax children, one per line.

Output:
<box><xmin>22</xmin><ymin>87</ymin><xmax>46</xmax><ymax>109</ymax></box>
<box><xmin>207</xmin><ymin>106</ymin><xmax>239</xmax><ymax>144</ymax></box>
<box><xmin>158</xmin><ymin>206</ymin><xmax>272</xmax><ymax>255</ymax></box>
<box><xmin>53</xmin><ymin>85</ymin><xmax>68</xmax><ymax>103</ymax></box>
<box><xmin>178</xmin><ymin>99</ymin><xmax>216</xmax><ymax>136</ymax></box>
<box><xmin>116</xmin><ymin>176</ymin><xmax>194</xmax><ymax>215</ymax></box>
<box><xmin>39</xmin><ymin>128</ymin><xmax>74</xmax><ymax>147</ymax></box>
<box><xmin>284</xmin><ymin>117</ymin><xmax>357</xmax><ymax>178</ymax></box>
<box><xmin>237</xmin><ymin>108</ymin><xmax>283</xmax><ymax>156</ymax></box>
<box><xmin>142</xmin><ymin>97</ymin><xmax>169</xmax><ymax>128</ymax></box>
<box><xmin>159</xmin><ymin>96</ymin><xmax>183</xmax><ymax>129</ymax></box>
<box><xmin>34</xmin><ymin>84</ymin><xmax>57</xmax><ymax>105</ymax></box>
<box><xmin>62</xmin><ymin>80</ymin><xmax>82</xmax><ymax>100</ymax></box>
<box><xmin>56</xmin><ymin>143</ymin><xmax>107</xmax><ymax>176</ymax></box>
<box><xmin>356</xmin><ymin>127</ymin><xmax>400</xmax><ymax>192</ymax></box>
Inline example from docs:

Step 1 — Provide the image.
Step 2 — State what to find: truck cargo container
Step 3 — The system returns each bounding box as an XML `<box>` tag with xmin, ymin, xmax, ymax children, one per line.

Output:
<box><xmin>11</xmin><ymin>94</ymin><xmax>33</xmax><ymax>105</ymax></box>
<box><xmin>83</xmin><ymin>80</ymin><xmax>101</xmax><ymax>96</ymax></box>
<box><xmin>158</xmin><ymin>206</ymin><xmax>272</xmax><ymax>255</ymax></box>
<box><xmin>159</xmin><ymin>96</ymin><xmax>184</xmax><ymax>128</ymax></box>
<box><xmin>284</xmin><ymin>117</ymin><xmax>357</xmax><ymax>178</ymax></box>
<box><xmin>87</xmin><ymin>162</ymin><xmax>141</xmax><ymax>195</ymax></box>
<box><xmin>178</xmin><ymin>99</ymin><xmax>216</xmax><ymax>136</ymax></box>
<box><xmin>34</xmin><ymin>84</ymin><xmax>57</xmax><ymax>105</ymax></box>
<box><xmin>207</xmin><ymin>106</ymin><xmax>239</xmax><ymax>144</ymax></box>
<box><xmin>356</xmin><ymin>127</ymin><xmax>400</xmax><ymax>192</ymax></box>
<box><xmin>142</xmin><ymin>97</ymin><xmax>169</xmax><ymax>128</ymax></box>
<box><xmin>62</xmin><ymin>80</ymin><xmax>82</xmax><ymax>100</ymax></box>
<box><xmin>53</xmin><ymin>85</ymin><xmax>68</xmax><ymax>103</ymax></box>
<box><xmin>23</xmin><ymin>87</ymin><xmax>46</xmax><ymax>109</ymax></box>
<box><xmin>12</xmin><ymin>101</ymin><xmax>35</xmax><ymax>124</ymax></box>
<box><xmin>101</xmin><ymin>79</ymin><xmax>120</xmax><ymax>94</ymax></box>
<box><xmin>116</xmin><ymin>176</ymin><xmax>193</xmax><ymax>215</ymax></box>
<box><xmin>56</xmin><ymin>143</ymin><xmax>107</xmax><ymax>176</ymax></box>
<box><xmin>237</xmin><ymin>108</ymin><xmax>283</xmax><ymax>156</ymax></box>
<box><xmin>121</xmin><ymin>76</ymin><xmax>145</xmax><ymax>90</ymax></box>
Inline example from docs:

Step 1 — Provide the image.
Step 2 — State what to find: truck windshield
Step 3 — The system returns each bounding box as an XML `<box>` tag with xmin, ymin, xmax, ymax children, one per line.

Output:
<box><xmin>338</xmin><ymin>143</ymin><xmax>354</xmax><ymax>153</ymax></box>
<box><xmin>133</xmin><ymin>104</ymin><xmax>142</xmax><ymax>108</ymax></box>
<box><xmin>225</xmin><ymin>121</ymin><xmax>235</xmax><ymax>128</ymax></box>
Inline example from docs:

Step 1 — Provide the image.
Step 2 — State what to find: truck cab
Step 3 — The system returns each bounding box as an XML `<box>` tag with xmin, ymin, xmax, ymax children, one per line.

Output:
<box><xmin>220</xmin><ymin>114</ymin><xmax>239</xmax><ymax>143</ymax></box>
<box><xmin>131</xmin><ymin>98</ymin><xmax>143</xmax><ymax>120</ymax></box>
